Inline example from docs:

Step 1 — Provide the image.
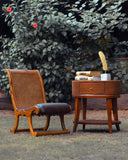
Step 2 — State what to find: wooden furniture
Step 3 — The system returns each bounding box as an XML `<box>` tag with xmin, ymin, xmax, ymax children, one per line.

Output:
<box><xmin>72</xmin><ymin>80</ymin><xmax>121</xmax><ymax>133</ymax></box>
<box><xmin>5</xmin><ymin>69</ymin><xmax>72</xmax><ymax>136</ymax></box>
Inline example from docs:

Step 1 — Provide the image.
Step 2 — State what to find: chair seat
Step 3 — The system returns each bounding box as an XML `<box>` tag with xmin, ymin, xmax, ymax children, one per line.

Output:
<box><xmin>36</xmin><ymin>103</ymin><xmax>72</xmax><ymax>115</ymax></box>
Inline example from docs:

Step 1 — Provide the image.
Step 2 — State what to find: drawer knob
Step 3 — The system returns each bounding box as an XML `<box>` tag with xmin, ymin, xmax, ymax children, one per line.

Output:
<box><xmin>89</xmin><ymin>88</ymin><xmax>93</xmax><ymax>90</ymax></box>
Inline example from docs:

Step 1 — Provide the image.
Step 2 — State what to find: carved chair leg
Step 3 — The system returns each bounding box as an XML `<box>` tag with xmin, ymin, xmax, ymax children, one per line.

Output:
<box><xmin>11</xmin><ymin>114</ymin><xmax>70</xmax><ymax>136</ymax></box>
<box><xmin>27</xmin><ymin>115</ymin><xmax>38</xmax><ymax>136</ymax></box>
<box><xmin>32</xmin><ymin>114</ymin><xmax>70</xmax><ymax>136</ymax></box>
<box><xmin>59</xmin><ymin>115</ymin><xmax>70</xmax><ymax>133</ymax></box>
<box><xmin>59</xmin><ymin>115</ymin><xmax>66</xmax><ymax>130</ymax></box>
<box><xmin>10</xmin><ymin>115</ymin><xmax>19</xmax><ymax>133</ymax></box>
<box><xmin>42</xmin><ymin>115</ymin><xmax>50</xmax><ymax>131</ymax></box>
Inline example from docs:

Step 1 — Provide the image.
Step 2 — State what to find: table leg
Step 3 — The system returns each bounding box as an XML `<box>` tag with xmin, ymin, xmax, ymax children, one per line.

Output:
<box><xmin>82</xmin><ymin>98</ymin><xmax>87</xmax><ymax>130</ymax></box>
<box><xmin>73</xmin><ymin>98</ymin><xmax>81</xmax><ymax>132</ymax></box>
<box><xmin>106</xmin><ymin>98</ymin><xmax>112</xmax><ymax>133</ymax></box>
<box><xmin>112</xmin><ymin>98</ymin><xmax>120</xmax><ymax>131</ymax></box>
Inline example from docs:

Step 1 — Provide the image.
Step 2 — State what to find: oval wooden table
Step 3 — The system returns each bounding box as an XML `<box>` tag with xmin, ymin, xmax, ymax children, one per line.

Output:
<box><xmin>72</xmin><ymin>80</ymin><xmax>121</xmax><ymax>133</ymax></box>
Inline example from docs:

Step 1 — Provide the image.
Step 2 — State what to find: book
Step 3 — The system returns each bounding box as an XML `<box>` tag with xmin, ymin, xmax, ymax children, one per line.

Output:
<box><xmin>75</xmin><ymin>76</ymin><xmax>101</xmax><ymax>81</ymax></box>
<box><xmin>76</xmin><ymin>71</ymin><xmax>101</xmax><ymax>77</ymax></box>
<box><xmin>75</xmin><ymin>71</ymin><xmax>101</xmax><ymax>81</ymax></box>
<box><xmin>75</xmin><ymin>76</ymin><xmax>93</xmax><ymax>80</ymax></box>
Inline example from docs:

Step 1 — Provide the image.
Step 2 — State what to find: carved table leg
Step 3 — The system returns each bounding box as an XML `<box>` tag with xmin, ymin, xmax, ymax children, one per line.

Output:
<box><xmin>10</xmin><ymin>115</ymin><xmax>19</xmax><ymax>133</ymax></box>
<box><xmin>82</xmin><ymin>98</ymin><xmax>87</xmax><ymax>130</ymax></box>
<box><xmin>106</xmin><ymin>98</ymin><xmax>112</xmax><ymax>133</ymax></box>
<box><xmin>73</xmin><ymin>98</ymin><xmax>81</xmax><ymax>132</ymax></box>
<box><xmin>112</xmin><ymin>98</ymin><xmax>120</xmax><ymax>131</ymax></box>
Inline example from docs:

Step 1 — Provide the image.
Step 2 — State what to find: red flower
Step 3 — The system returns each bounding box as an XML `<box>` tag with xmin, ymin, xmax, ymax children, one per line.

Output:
<box><xmin>7</xmin><ymin>7</ymin><xmax>12</xmax><ymax>12</ymax></box>
<box><xmin>33</xmin><ymin>23</ymin><xmax>38</xmax><ymax>28</ymax></box>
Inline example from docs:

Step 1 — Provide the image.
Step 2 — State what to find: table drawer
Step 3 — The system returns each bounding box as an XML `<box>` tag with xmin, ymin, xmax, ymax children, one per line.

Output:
<box><xmin>80</xmin><ymin>83</ymin><xmax>104</xmax><ymax>94</ymax></box>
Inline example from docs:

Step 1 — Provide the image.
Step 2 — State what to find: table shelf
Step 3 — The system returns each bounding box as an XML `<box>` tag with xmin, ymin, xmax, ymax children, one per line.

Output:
<box><xmin>77</xmin><ymin>120</ymin><xmax>121</xmax><ymax>125</ymax></box>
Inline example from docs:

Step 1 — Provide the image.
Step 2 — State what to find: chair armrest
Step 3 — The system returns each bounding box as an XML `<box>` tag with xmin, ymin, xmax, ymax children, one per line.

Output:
<box><xmin>16</xmin><ymin>106</ymin><xmax>40</xmax><ymax>116</ymax></box>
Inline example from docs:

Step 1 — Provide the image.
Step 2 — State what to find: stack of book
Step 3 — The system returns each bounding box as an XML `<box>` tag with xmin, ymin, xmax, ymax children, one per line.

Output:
<box><xmin>75</xmin><ymin>71</ymin><xmax>101</xmax><ymax>80</ymax></box>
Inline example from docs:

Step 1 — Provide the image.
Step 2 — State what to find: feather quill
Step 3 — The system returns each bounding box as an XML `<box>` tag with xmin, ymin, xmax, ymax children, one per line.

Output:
<box><xmin>98</xmin><ymin>51</ymin><xmax>107</xmax><ymax>72</ymax></box>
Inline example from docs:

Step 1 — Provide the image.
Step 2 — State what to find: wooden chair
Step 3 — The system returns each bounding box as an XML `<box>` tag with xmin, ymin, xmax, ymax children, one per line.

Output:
<box><xmin>5</xmin><ymin>69</ymin><xmax>72</xmax><ymax>136</ymax></box>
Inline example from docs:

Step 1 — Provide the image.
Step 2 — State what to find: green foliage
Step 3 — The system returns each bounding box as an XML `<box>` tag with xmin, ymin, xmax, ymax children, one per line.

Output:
<box><xmin>0</xmin><ymin>0</ymin><xmax>128</xmax><ymax>101</ymax></box>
